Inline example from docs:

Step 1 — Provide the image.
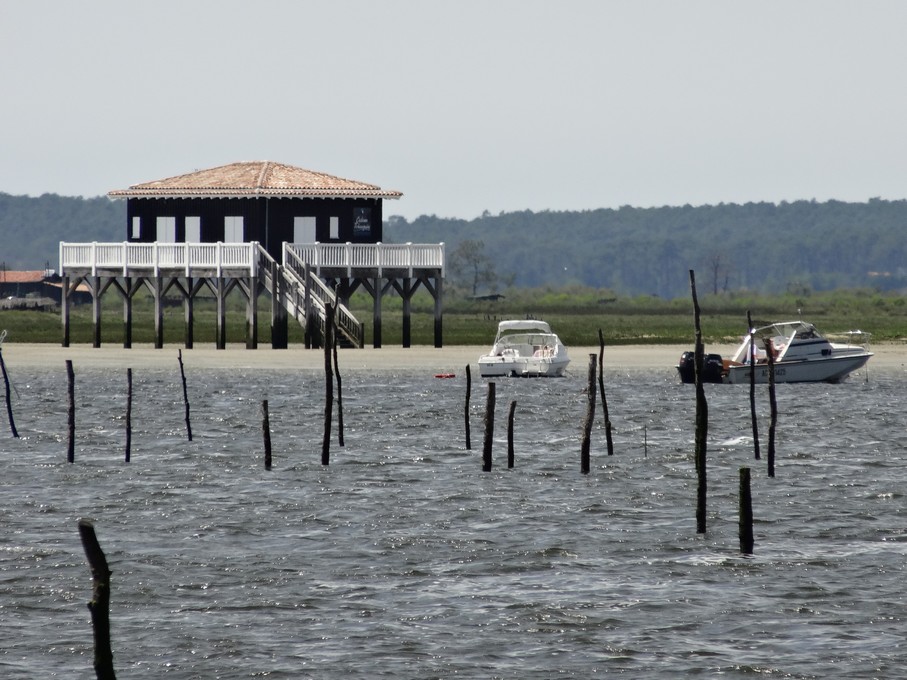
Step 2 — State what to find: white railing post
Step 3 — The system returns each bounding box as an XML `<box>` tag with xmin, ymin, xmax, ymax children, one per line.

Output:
<box><xmin>216</xmin><ymin>242</ymin><xmax>222</xmax><ymax>277</ymax></box>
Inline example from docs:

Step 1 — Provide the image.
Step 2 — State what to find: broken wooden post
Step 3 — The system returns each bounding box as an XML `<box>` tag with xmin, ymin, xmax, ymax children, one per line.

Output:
<box><xmin>77</xmin><ymin>519</ymin><xmax>116</xmax><ymax>680</ymax></box>
<box><xmin>690</xmin><ymin>270</ymin><xmax>708</xmax><ymax>534</ymax></box>
<box><xmin>482</xmin><ymin>382</ymin><xmax>495</xmax><ymax>472</ymax></box>
<box><xmin>177</xmin><ymin>350</ymin><xmax>192</xmax><ymax>441</ymax></box>
<box><xmin>747</xmin><ymin>311</ymin><xmax>760</xmax><ymax>461</ymax></box>
<box><xmin>507</xmin><ymin>400</ymin><xmax>516</xmax><ymax>468</ymax></box>
<box><xmin>739</xmin><ymin>467</ymin><xmax>754</xmax><ymax>555</ymax></box>
<box><xmin>597</xmin><ymin>329</ymin><xmax>614</xmax><ymax>456</ymax></box>
<box><xmin>580</xmin><ymin>353</ymin><xmax>596</xmax><ymax>474</ymax></box>
<box><xmin>124</xmin><ymin>369</ymin><xmax>132</xmax><ymax>463</ymax></box>
<box><xmin>764</xmin><ymin>338</ymin><xmax>778</xmax><ymax>478</ymax></box>
<box><xmin>464</xmin><ymin>364</ymin><xmax>472</xmax><ymax>450</ymax></box>
<box><xmin>67</xmin><ymin>359</ymin><xmax>75</xmax><ymax>463</ymax></box>
<box><xmin>262</xmin><ymin>399</ymin><xmax>272</xmax><ymax>470</ymax></box>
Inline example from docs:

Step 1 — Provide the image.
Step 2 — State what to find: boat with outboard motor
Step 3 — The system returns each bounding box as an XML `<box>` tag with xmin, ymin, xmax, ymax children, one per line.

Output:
<box><xmin>478</xmin><ymin>320</ymin><xmax>570</xmax><ymax>377</ymax></box>
<box><xmin>677</xmin><ymin>320</ymin><xmax>872</xmax><ymax>384</ymax></box>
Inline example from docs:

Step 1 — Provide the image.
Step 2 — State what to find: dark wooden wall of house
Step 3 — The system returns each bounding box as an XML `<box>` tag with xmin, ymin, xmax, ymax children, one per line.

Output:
<box><xmin>126</xmin><ymin>196</ymin><xmax>385</xmax><ymax>261</ymax></box>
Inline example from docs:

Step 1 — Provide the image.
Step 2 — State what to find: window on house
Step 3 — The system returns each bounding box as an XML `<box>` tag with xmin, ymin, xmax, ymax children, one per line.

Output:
<box><xmin>293</xmin><ymin>216</ymin><xmax>317</xmax><ymax>243</ymax></box>
<box><xmin>185</xmin><ymin>216</ymin><xmax>201</xmax><ymax>242</ymax></box>
<box><xmin>156</xmin><ymin>216</ymin><xmax>176</xmax><ymax>242</ymax></box>
<box><xmin>131</xmin><ymin>216</ymin><xmax>141</xmax><ymax>239</ymax></box>
<box><xmin>225</xmin><ymin>216</ymin><xmax>244</xmax><ymax>242</ymax></box>
<box><xmin>329</xmin><ymin>216</ymin><xmax>339</xmax><ymax>240</ymax></box>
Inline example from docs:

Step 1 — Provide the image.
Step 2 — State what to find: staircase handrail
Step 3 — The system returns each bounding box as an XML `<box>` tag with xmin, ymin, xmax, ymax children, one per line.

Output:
<box><xmin>281</xmin><ymin>244</ymin><xmax>364</xmax><ymax>347</ymax></box>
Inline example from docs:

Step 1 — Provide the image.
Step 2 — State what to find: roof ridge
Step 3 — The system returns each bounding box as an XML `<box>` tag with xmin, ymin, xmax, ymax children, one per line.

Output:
<box><xmin>255</xmin><ymin>161</ymin><xmax>273</xmax><ymax>192</ymax></box>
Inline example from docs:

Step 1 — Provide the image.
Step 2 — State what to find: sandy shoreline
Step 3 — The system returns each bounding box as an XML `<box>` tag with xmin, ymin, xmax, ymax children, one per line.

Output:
<box><xmin>1</xmin><ymin>341</ymin><xmax>905</xmax><ymax>373</ymax></box>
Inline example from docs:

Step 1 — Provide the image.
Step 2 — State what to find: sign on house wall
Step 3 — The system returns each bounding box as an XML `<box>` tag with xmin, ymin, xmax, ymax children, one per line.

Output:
<box><xmin>353</xmin><ymin>207</ymin><xmax>371</xmax><ymax>237</ymax></box>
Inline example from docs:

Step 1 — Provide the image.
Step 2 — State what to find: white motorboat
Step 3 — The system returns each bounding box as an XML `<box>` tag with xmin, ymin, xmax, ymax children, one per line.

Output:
<box><xmin>677</xmin><ymin>320</ymin><xmax>872</xmax><ymax>384</ymax></box>
<box><xmin>478</xmin><ymin>320</ymin><xmax>570</xmax><ymax>377</ymax></box>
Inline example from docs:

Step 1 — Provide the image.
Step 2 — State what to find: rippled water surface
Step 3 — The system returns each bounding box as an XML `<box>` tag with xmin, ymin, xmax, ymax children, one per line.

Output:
<box><xmin>1</xmin><ymin>358</ymin><xmax>905</xmax><ymax>678</ymax></box>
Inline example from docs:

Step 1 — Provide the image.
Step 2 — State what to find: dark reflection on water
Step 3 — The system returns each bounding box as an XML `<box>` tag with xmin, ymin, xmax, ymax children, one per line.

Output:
<box><xmin>2</xmin><ymin>361</ymin><xmax>906</xmax><ymax>678</ymax></box>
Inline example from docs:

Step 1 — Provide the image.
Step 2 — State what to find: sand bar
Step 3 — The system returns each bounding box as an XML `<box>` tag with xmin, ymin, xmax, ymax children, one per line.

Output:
<box><xmin>1</xmin><ymin>342</ymin><xmax>904</xmax><ymax>373</ymax></box>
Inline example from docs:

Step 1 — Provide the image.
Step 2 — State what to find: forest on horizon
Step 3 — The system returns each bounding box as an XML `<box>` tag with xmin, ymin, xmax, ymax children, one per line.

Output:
<box><xmin>1</xmin><ymin>191</ymin><xmax>905</xmax><ymax>300</ymax></box>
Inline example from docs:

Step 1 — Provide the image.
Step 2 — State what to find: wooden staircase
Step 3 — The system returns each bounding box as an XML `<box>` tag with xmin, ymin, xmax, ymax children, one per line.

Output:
<box><xmin>257</xmin><ymin>245</ymin><xmax>364</xmax><ymax>348</ymax></box>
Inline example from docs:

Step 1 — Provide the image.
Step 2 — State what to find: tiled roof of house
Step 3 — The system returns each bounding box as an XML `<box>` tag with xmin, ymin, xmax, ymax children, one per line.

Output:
<box><xmin>0</xmin><ymin>270</ymin><xmax>51</xmax><ymax>283</ymax></box>
<box><xmin>107</xmin><ymin>161</ymin><xmax>403</xmax><ymax>199</ymax></box>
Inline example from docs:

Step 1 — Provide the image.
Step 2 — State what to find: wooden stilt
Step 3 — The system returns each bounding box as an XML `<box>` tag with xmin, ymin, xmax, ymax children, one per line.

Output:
<box><xmin>372</xmin><ymin>277</ymin><xmax>383</xmax><ymax>349</ymax></box>
<box><xmin>61</xmin><ymin>275</ymin><xmax>72</xmax><ymax>347</ymax></box>
<box><xmin>433</xmin><ymin>275</ymin><xmax>443</xmax><ymax>348</ymax></box>
<box><xmin>91</xmin><ymin>276</ymin><xmax>102</xmax><ymax>348</ymax></box>
<box><xmin>402</xmin><ymin>278</ymin><xmax>412</xmax><ymax>348</ymax></box>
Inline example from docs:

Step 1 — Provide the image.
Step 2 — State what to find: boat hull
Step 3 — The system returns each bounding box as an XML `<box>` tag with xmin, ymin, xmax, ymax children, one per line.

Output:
<box><xmin>478</xmin><ymin>356</ymin><xmax>570</xmax><ymax>378</ymax></box>
<box><xmin>724</xmin><ymin>352</ymin><xmax>872</xmax><ymax>384</ymax></box>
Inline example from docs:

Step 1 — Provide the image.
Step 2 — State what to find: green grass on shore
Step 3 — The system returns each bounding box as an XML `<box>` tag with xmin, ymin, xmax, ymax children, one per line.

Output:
<box><xmin>1</xmin><ymin>286</ymin><xmax>904</xmax><ymax>346</ymax></box>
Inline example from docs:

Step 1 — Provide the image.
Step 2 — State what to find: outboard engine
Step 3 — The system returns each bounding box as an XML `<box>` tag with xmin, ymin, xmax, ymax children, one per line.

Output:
<box><xmin>677</xmin><ymin>351</ymin><xmax>724</xmax><ymax>384</ymax></box>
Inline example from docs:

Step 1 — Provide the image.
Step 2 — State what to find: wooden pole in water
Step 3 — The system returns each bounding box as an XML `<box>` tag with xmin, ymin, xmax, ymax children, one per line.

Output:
<box><xmin>464</xmin><ymin>364</ymin><xmax>472</xmax><ymax>450</ymax></box>
<box><xmin>332</xmin><ymin>314</ymin><xmax>344</xmax><ymax>448</ymax></box>
<box><xmin>580</xmin><ymin>353</ymin><xmax>596</xmax><ymax>474</ymax></box>
<box><xmin>0</xmin><ymin>339</ymin><xmax>19</xmax><ymax>438</ymax></box>
<box><xmin>739</xmin><ymin>467</ymin><xmax>754</xmax><ymax>555</ymax></box>
<box><xmin>321</xmin><ymin>300</ymin><xmax>336</xmax><ymax>465</ymax></box>
<box><xmin>597</xmin><ymin>329</ymin><xmax>614</xmax><ymax>456</ymax></box>
<box><xmin>77</xmin><ymin>519</ymin><xmax>116</xmax><ymax>680</ymax></box>
<box><xmin>67</xmin><ymin>359</ymin><xmax>75</xmax><ymax>463</ymax></box>
<box><xmin>690</xmin><ymin>270</ymin><xmax>708</xmax><ymax>534</ymax></box>
<box><xmin>262</xmin><ymin>399</ymin><xmax>272</xmax><ymax>470</ymax></box>
<box><xmin>124</xmin><ymin>369</ymin><xmax>132</xmax><ymax>463</ymax></box>
<box><xmin>764</xmin><ymin>338</ymin><xmax>777</xmax><ymax>478</ymax></box>
<box><xmin>177</xmin><ymin>350</ymin><xmax>192</xmax><ymax>441</ymax></box>
<box><xmin>482</xmin><ymin>382</ymin><xmax>495</xmax><ymax>472</ymax></box>
<box><xmin>507</xmin><ymin>399</ymin><xmax>516</xmax><ymax>468</ymax></box>
<box><xmin>747</xmin><ymin>311</ymin><xmax>761</xmax><ymax>461</ymax></box>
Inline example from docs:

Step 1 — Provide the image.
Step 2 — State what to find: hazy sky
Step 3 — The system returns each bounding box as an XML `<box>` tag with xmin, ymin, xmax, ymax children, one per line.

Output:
<box><xmin>2</xmin><ymin>1</ymin><xmax>906</xmax><ymax>220</ymax></box>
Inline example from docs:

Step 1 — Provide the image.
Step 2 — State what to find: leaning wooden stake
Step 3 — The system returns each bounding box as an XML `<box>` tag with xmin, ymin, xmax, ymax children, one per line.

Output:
<box><xmin>177</xmin><ymin>350</ymin><xmax>192</xmax><ymax>441</ymax></box>
<box><xmin>764</xmin><ymin>338</ymin><xmax>778</xmax><ymax>478</ymax></box>
<box><xmin>464</xmin><ymin>364</ymin><xmax>472</xmax><ymax>450</ymax></box>
<box><xmin>482</xmin><ymin>382</ymin><xmax>495</xmax><ymax>472</ymax></box>
<box><xmin>124</xmin><ymin>369</ymin><xmax>132</xmax><ymax>463</ymax></box>
<box><xmin>0</xmin><ymin>336</ymin><xmax>19</xmax><ymax>438</ymax></box>
<box><xmin>739</xmin><ymin>467</ymin><xmax>754</xmax><ymax>555</ymax></box>
<box><xmin>690</xmin><ymin>270</ymin><xmax>708</xmax><ymax>534</ymax></box>
<box><xmin>597</xmin><ymin>329</ymin><xmax>614</xmax><ymax>456</ymax></box>
<box><xmin>507</xmin><ymin>400</ymin><xmax>517</xmax><ymax>468</ymax></box>
<box><xmin>332</xmin><ymin>316</ymin><xmax>344</xmax><ymax>447</ymax></box>
<box><xmin>262</xmin><ymin>399</ymin><xmax>272</xmax><ymax>470</ymax></box>
<box><xmin>580</xmin><ymin>353</ymin><xmax>597</xmax><ymax>474</ymax></box>
<box><xmin>321</xmin><ymin>300</ymin><xmax>336</xmax><ymax>465</ymax></box>
<box><xmin>67</xmin><ymin>359</ymin><xmax>75</xmax><ymax>463</ymax></box>
<box><xmin>747</xmin><ymin>311</ymin><xmax>761</xmax><ymax>461</ymax></box>
<box><xmin>77</xmin><ymin>519</ymin><xmax>116</xmax><ymax>680</ymax></box>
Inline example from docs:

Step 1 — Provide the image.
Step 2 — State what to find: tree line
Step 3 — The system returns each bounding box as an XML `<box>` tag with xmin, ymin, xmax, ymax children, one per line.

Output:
<box><xmin>2</xmin><ymin>191</ymin><xmax>905</xmax><ymax>299</ymax></box>
<box><xmin>387</xmin><ymin>199</ymin><xmax>907</xmax><ymax>298</ymax></box>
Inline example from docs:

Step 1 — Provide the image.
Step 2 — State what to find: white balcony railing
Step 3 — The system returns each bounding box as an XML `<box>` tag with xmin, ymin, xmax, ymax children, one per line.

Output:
<box><xmin>286</xmin><ymin>242</ymin><xmax>445</xmax><ymax>277</ymax></box>
<box><xmin>59</xmin><ymin>241</ymin><xmax>259</xmax><ymax>277</ymax></box>
<box><xmin>60</xmin><ymin>241</ymin><xmax>445</xmax><ymax>278</ymax></box>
